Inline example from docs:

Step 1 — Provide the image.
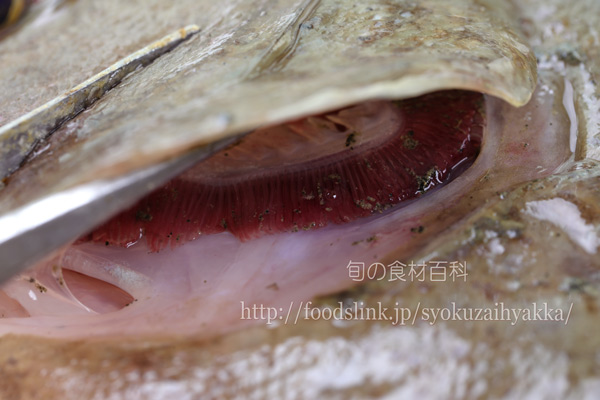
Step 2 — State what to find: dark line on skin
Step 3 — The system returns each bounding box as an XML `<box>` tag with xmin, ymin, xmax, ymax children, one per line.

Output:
<box><xmin>0</xmin><ymin>25</ymin><xmax>201</xmax><ymax>183</ymax></box>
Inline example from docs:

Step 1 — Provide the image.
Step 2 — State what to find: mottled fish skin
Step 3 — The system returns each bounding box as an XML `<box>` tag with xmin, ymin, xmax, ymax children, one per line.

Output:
<box><xmin>0</xmin><ymin>0</ymin><xmax>536</xmax><ymax>215</ymax></box>
<box><xmin>0</xmin><ymin>0</ymin><xmax>599</xmax><ymax>399</ymax></box>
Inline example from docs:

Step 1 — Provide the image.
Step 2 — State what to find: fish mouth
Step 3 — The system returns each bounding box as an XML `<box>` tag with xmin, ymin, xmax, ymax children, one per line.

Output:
<box><xmin>1</xmin><ymin>89</ymin><xmax>488</xmax><ymax>336</ymax></box>
<box><xmin>0</xmin><ymin>79</ymin><xmax>573</xmax><ymax>339</ymax></box>
<box><xmin>0</xmin><ymin>0</ymin><xmax>571</xmax><ymax>342</ymax></box>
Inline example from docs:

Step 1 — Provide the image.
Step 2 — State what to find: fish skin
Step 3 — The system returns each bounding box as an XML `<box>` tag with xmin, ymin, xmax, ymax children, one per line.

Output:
<box><xmin>514</xmin><ymin>0</ymin><xmax>600</xmax><ymax>160</ymax></box>
<box><xmin>1</xmin><ymin>0</ymin><xmax>600</xmax><ymax>399</ymax></box>
<box><xmin>0</xmin><ymin>0</ymin><xmax>535</xmax><ymax>214</ymax></box>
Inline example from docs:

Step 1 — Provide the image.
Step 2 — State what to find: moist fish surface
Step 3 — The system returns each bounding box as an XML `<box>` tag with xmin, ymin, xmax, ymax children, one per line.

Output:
<box><xmin>1</xmin><ymin>0</ymin><xmax>599</xmax><ymax>399</ymax></box>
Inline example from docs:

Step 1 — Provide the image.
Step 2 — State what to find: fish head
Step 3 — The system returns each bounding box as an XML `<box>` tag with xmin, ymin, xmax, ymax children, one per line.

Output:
<box><xmin>0</xmin><ymin>0</ymin><xmax>599</xmax><ymax>398</ymax></box>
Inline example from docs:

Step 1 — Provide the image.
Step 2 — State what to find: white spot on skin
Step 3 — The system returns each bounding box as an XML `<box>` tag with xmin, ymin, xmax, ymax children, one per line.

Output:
<box><xmin>484</xmin><ymin>230</ymin><xmax>498</xmax><ymax>240</ymax></box>
<box><xmin>488</xmin><ymin>238</ymin><xmax>505</xmax><ymax>256</ymax></box>
<box><xmin>562</xmin><ymin>78</ymin><xmax>578</xmax><ymax>153</ymax></box>
<box><xmin>524</xmin><ymin>198</ymin><xmax>599</xmax><ymax>254</ymax></box>
<box><xmin>28</xmin><ymin>290</ymin><xmax>37</xmax><ymax>301</ymax></box>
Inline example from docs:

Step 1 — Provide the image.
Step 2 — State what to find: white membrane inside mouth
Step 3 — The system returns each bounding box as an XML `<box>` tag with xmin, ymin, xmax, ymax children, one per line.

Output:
<box><xmin>182</xmin><ymin>100</ymin><xmax>403</xmax><ymax>181</ymax></box>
